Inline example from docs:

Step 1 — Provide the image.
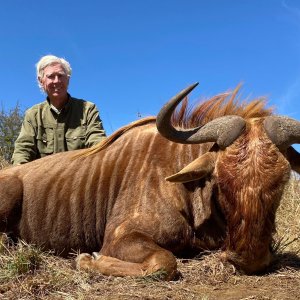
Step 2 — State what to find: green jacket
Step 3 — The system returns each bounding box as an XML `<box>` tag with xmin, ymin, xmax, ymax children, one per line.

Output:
<box><xmin>12</xmin><ymin>96</ymin><xmax>106</xmax><ymax>165</ymax></box>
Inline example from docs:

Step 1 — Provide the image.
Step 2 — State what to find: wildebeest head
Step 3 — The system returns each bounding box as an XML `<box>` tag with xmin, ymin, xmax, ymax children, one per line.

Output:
<box><xmin>156</xmin><ymin>83</ymin><xmax>300</xmax><ymax>274</ymax></box>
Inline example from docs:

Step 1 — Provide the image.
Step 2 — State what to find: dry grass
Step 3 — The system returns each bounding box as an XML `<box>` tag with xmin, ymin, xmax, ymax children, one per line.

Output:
<box><xmin>0</xmin><ymin>155</ymin><xmax>10</xmax><ymax>170</ymax></box>
<box><xmin>274</xmin><ymin>175</ymin><xmax>300</xmax><ymax>254</ymax></box>
<box><xmin>0</xmin><ymin>169</ymin><xmax>299</xmax><ymax>299</ymax></box>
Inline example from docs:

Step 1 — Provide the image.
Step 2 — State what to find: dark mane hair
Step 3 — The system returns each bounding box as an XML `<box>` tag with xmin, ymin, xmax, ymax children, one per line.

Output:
<box><xmin>78</xmin><ymin>85</ymin><xmax>273</xmax><ymax>157</ymax></box>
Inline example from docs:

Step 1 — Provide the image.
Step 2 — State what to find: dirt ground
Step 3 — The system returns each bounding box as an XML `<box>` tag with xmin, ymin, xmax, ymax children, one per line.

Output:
<box><xmin>89</xmin><ymin>255</ymin><xmax>300</xmax><ymax>300</ymax></box>
<box><xmin>78</xmin><ymin>254</ymin><xmax>300</xmax><ymax>300</ymax></box>
<box><xmin>1</xmin><ymin>250</ymin><xmax>299</xmax><ymax>300</ymax></box>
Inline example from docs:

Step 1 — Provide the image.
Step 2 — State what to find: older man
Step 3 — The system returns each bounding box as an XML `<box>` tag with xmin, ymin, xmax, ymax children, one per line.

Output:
<box><xmin>12</xmin><ymin>55</ymin><xmax>106</xmax><ymax>165</ymax></box>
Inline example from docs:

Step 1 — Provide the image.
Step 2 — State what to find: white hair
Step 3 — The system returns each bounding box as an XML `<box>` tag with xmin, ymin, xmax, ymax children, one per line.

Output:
<box><xmin>36</xmin><ymin>55</ymin><xmax>72</xmax><ymax>90</ymax></box>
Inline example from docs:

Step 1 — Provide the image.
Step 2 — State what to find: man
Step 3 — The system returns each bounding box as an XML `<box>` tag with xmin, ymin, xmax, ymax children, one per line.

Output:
<box><xmin>12</xmin><ymin>55</ymin><xmax>106</xmax><ymax>165</ymax></box>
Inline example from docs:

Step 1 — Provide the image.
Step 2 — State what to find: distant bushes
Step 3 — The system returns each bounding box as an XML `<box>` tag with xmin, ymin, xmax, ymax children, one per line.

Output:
<box><xmin>0</xmin><ymin>103</ymin><xmax>24</xmax><ymax>163</ymax></box>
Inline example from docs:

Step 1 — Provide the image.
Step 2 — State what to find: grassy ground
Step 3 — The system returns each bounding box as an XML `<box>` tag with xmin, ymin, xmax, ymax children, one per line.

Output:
<box><xmin>0</xmin><ymin>162</ymin><xmax>299</xmax><ymax>299</ymax></box>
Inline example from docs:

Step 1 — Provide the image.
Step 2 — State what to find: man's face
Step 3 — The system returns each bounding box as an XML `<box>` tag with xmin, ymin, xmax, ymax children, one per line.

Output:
<box><xmin>39</xmin><ymin>63</ymin><xmax>69</xmax><ymax>100</ymax></box>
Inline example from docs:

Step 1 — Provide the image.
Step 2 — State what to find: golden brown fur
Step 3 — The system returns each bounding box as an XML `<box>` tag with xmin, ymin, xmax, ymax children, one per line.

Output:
<box><xmin>0</xmin><ymin>86</ymin><xmax>294</xmax><ymax>279</ymax></box>
<box><xmin>216</xmin><ymin>118</ymin><xmax>290</xmax><ymax>272</ymax></box>
<box><xmin>172</xmin><ymin>85</ymin><xmax>272</xmax><ymax>128</ymax></box>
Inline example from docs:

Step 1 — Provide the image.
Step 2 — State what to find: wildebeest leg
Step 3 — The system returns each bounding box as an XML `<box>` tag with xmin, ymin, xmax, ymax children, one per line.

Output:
<box><xmin>76</xmin><ymin>232</ymin><xmax>178</xmax><ymax>280</ymax></box>
<box><xmin>0</xmin><ymin>175</ymin><xmax>23</xmax><ymax>234</ymax></box>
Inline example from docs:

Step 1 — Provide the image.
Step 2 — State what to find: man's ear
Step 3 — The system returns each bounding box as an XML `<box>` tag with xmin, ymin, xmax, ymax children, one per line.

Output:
<box><xmin>166</xmin><ymin>151</ymin><xmax>217</xmax><ymax>183</ymax></box>
<box><xmin>38</xmin><ymin>76</ymin><xmax>44</xmax><ymax>86</ymax></box>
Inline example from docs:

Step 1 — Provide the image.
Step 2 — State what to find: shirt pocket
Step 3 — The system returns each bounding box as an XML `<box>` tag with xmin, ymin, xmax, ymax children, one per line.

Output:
<box><xmin>36</xmin><ymin>127</ymin><xmax>54</xmax><ymax>155</ymax></box>
<box><xmin>65</xmin><ymin>126</ymin><xmax>86</xmax><ymax>150</ymax></box>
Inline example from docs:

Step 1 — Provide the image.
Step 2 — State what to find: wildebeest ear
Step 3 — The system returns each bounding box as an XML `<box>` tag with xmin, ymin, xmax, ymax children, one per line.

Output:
<box><xmin>286</xmin><ymin>146</ymin><xmax>300</xmax><ymax>174</ymax></box>
<box><xmin>165</xmin><ymin>152</ymin><xmax>216</xmax><ymax>183</ymax></box>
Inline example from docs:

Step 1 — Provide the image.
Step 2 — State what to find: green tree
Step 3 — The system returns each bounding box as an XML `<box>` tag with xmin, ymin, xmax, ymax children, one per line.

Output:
<box><xmin>0</xmin><ymin>103</ymin><xmax>24</xmax><ymax>162</ymax></box>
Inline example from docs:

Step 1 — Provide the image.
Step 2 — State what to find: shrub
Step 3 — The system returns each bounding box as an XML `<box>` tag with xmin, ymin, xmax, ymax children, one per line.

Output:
<box><xmin>0</xmin><ymin>103</ymin><xmax>24</xmax><ymax>163</ymax></box>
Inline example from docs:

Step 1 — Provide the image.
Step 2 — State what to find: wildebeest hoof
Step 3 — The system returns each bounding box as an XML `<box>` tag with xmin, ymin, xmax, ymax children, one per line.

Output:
<box><xmin>92</xmin><ymin>252</ymin><xmax>101</xmax><ymax>259</ymax></box>
<box><xmin>75</xmin><ymin>253</ymin><xmax>93</xmax><ymax>270</ymax></box>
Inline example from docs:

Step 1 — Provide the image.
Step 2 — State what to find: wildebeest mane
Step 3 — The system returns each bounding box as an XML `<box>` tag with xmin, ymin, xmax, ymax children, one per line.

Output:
<box><xmin>79</xmin><ymin>85</ymin><xmax>273</xmax><ymax>157</ymax></box>
<box><xmin>77</xmin><ymin>116</ymin><xmax>156</xmax><ymax>157</ymax></box>
<box><xmin>171</xmin><ymin>85</ymin><xmax>273</xmax><ymax>129</ymax></box>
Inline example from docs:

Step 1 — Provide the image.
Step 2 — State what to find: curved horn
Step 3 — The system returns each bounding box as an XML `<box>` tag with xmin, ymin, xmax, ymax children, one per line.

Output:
<box><xmin>264</xmin><ymin>116</ymin><xmax>300</xmax><ymax>149</ymax></box>
<box><xmin>156</xmin><ymin>83</ymin><xmax>246</xmax><ymax>149</ymax></box>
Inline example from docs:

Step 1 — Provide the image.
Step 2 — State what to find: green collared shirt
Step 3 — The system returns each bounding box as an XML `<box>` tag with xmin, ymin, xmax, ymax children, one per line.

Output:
<box><xmin>12</xmin><ymin>95</ymin><xmax>106</xmax><ymax>165</ymax></box>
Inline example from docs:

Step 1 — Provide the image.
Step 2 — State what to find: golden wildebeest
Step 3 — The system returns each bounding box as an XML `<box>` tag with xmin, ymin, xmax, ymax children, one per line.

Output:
<box><xmin>1</xmin><ymin>83</ymin><xmax>300</xmax><ymax>280</ymax></box>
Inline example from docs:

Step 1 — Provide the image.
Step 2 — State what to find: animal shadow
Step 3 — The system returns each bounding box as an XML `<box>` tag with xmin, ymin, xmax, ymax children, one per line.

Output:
<box><xmin>268</xmin><ymin>252</ymin><xmax>300</xmax><ymax>272</ymax></box>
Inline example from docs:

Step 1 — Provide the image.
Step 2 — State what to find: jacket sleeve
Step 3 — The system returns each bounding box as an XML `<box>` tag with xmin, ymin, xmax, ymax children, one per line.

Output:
<box><xmin>11</xmin><ymin>111</ymin><xmax>38</xmax><ymax>165</ymax></box>
<box><xmin>85</xmin><ymin>103</ymin><xmax>107</xmax><ymax>147</ymax></box>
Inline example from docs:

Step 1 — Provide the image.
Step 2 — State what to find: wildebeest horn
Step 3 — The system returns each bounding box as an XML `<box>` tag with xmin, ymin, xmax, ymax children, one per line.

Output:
<box><xmin>156</xmin><ymin>83</ymin><xmax>246</xmax><ymax>149</ymax></box>
<box><xmin>264</xmin><ymin>116</ymin><xmax>300</xmax><ymax>149</ymax></box>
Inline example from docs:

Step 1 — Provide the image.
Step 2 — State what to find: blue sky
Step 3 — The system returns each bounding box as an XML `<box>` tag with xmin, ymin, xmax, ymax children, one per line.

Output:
<box><xmin>1</xmin><ymin>0</ymin><xmax>300</xmax><ymax>136</ymax></box>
